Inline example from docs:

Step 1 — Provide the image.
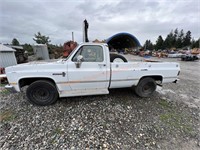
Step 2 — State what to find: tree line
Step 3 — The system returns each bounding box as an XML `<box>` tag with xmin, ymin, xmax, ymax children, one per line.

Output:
<box><xmin>11</xmin><ymin>32</ymin><xmax>62</xmax><ymax>54</ymax></box>
<box><xmin>144</xmin><ymin>28</ymin><xmax>199</xmax><ymax>50</ymax></box>
<box><xmin>10</xmin><ymin>29</ymin><xmax>199</xmax><ymax>53</ymax></box>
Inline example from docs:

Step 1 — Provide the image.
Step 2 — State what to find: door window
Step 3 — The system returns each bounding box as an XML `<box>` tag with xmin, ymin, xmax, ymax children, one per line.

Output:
<box><xmin>72</xmin><ymin>45</ymin><xmax>104</xmax><ymax>62</ymax></box>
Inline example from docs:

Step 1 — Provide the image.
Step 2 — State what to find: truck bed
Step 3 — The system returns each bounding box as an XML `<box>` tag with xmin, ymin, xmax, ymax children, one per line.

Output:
<box><xmin>110</xmin><ymin>62</ymin><xmax>179</xmax><ymax>88</ymax></box>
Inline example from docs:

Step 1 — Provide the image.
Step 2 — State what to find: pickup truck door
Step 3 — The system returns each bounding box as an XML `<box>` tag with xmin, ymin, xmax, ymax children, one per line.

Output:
<box><xmin>67</xmin><ymin>45</ymin><xmax>109</xmax><ymax>94</ymax></box>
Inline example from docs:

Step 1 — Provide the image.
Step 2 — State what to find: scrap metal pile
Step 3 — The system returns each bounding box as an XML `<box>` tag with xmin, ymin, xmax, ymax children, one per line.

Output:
<box><xmin>63</xmin><ymin>41</ymin><xmax>78</xmax><ymax>58</ymax></box>
<box><xmin>11</xmin><ymin>46</ymin><xmax>28</xmax><ymax>63</ymax></box>
<box><xmin>133</xmin><ymin>48</ymin><xmax>200</xmax><ymax>61</ymax></box>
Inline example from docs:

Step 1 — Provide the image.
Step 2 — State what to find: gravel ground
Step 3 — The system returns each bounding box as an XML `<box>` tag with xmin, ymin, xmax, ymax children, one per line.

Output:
<box><xmin>1</xmin><ymin>56</ymin><xmax>200</xmax><ymax>149</ymax></box>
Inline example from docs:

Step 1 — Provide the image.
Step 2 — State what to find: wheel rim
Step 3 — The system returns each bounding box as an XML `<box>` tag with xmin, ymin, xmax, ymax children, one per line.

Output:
<box><xmin>142</xmin><ymin>82</ymin><xmax>155</xmax><ymax>94</ymax></box>
<box><xmin>32</xmin><ymin>87</ymin><xmax>50</xmax><ymax>101</ymax></box>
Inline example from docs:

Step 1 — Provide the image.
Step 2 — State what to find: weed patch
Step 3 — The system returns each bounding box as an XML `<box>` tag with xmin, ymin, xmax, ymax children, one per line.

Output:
<box><xmin>0</xmin><ymin>110</ymin><xmax>16</xmax><ymax>122</ymax></box>
<box><xmin>159</xmin><ymin>112</ymin><xmax>193</xmax><ymax>134</ymax></box>
<box><xmin>158</xmin><ymin>99</ymin><xmax>172</xmax><ymax>109</ymax></box>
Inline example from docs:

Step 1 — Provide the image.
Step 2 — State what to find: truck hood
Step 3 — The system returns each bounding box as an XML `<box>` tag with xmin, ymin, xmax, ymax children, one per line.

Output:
<box><xmin>5</xmin><ymin>59</ymin><xmax>66</xmax><ymax>73</ymax></box>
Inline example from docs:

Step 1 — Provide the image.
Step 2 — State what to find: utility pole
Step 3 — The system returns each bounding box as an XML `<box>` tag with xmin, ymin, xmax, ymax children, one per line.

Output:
<box><xmin>72</xmin><ymin>32</ymin><xmax>74</xmax><ymax>41</ymax></box>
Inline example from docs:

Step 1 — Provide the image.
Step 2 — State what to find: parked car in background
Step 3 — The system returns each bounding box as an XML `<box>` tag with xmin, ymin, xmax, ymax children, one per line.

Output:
<box><xmin>181</xmin><ymin>54</ymin><xmax>199</xmax><ymax>61</ymax></box>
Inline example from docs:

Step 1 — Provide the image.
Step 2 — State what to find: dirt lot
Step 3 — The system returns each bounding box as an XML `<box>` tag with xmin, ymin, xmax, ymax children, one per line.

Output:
<box><xmin>0</xmin><ymin>56</ymin><xmax>200</xmax><ymax>149</ymax></box>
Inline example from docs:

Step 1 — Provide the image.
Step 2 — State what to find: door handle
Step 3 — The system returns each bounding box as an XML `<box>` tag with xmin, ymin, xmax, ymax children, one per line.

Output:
<box><xmin>98</xmin><ymin>64</ymin><xmax>106</xmax><ymax>67</ymax></box>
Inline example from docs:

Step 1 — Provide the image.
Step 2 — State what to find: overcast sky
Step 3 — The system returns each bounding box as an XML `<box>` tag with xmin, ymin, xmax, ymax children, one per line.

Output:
<box><xmin>0</xmin><ymin>0</ymin><xmax>199</xmax><ymax>45</ymax></box>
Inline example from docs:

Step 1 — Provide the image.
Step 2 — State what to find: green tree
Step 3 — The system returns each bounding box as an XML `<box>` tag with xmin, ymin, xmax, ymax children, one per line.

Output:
<box><xmin>172</xmin><ymin>28</ymin><xmax>178</xmax><ymax>47</ymax></box>
<box><xmin>12</xmin><ymin>38</ymin><xmax>20</xmax><ymax>46</ymax></box>
<box><xmin>196</xmin><ymin>38</ymin><xmax>200</xmax><ymax>48</ymax></box>
<box><xmin>176</xmin><ymin>29</ymin><xmax>184</xmax><ymax>48</ymax></box>
<box><xmin>22</xmin><ymin>43</ymin><xmax>33</xmax><ymax>53</ymax></box>
<box><xmin>33</xmin><ymin>32</ymin><xmax>51</xmax><ymax>44</ymax></box>
<box><xmin>144</xmin><ymin>40</ymin><xmax>154</xmax><ymax>50</ymax></box>
<box><xmin>155</xmin><ymin>35</ymin><xmax>164</xmax><ymax>50</ymax></box>
<box><xmin>183</xmin><ymin>30</ymin><xmax>191</xmax><ymax>47</ymax></box>
<box><xmin>164</xmin><ymin>31</ymin><xmax>174</xmax><ymax>49</ymax></box>
<box><xmin>191</xmin><ymin>38</ymin><xmax>200</xmax><ymax>48</ymax></box>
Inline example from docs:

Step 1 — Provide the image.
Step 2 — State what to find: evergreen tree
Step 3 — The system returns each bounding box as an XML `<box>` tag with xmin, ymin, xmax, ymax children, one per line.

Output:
<box><xmin>172</xmin><ymin>28</ymin><xmax>178</xmax><ymax>47</ymax></box>
<box><xmin>155</xmin><ymin>35</ymin><xmax>164</xmax><ymax>50</ymax></box>
<box><xmin>22</xmin><ymin>43</ymin><xmax>33</xmax><ymax>53</ymax></box>
<box><xmin>164</xmin><ymin>31</ymin><xmax>174</xmax><ymax>49</ymax></box>
<box><xmin>183</xmin><ymin>30</ymin><xmax>191</xmax><ymax>47</ymax></box>
<box><xmin>12</xmin><ymin>38</ymin><xmax>20</xmax><ymax>46</ymax></box>
<box><xmin>176</xmin><ymin>29</ymin><xmax>184</xmax><ymax>48</ymax></box>
<box><xmin>33</xmin><ymin>32</ymin><xmax>51</xmax><ymax>44</ymax></box>
<box><xmin>144</xmin><ymin>40</ymin><xmax>154</xmax><ymax>50</ymax></box>
<box><xmin>194</xmin><ymin>38</ymin><xmax>200</xmax><ymax>48</ymax></box>
<box><xmin>143</xmin><ymin>28</ymin><xmax>199</xmax><ymax>49</ymax></box>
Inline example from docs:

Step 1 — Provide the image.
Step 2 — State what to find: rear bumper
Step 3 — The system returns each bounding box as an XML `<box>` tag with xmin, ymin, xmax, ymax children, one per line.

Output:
<box><xmin>5</xmin><ymin>84</ymin><xmax>17</xmax><ymax>93</ymax></box>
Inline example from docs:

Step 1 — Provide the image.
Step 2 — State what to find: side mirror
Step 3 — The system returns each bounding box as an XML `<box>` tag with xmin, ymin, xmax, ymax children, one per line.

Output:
<box><xmin>77</xmin><ymin>55</ymin><xmax>83</xmax><ymax>62</ymax></box>
<box><xmin>75</xmin><ymin>55</ymin><xmax>83</xmax><ymax>68</ymax></box>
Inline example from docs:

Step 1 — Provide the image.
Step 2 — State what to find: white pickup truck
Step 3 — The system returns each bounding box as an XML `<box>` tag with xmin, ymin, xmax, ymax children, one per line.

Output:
<box><xmin>5</xmin><ymin>43</ymin><xmax>180</xmax><ymax>106</ymax></box>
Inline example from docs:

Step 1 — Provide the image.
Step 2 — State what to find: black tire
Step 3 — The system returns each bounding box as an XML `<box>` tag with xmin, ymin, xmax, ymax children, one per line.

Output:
<box><xmin>193</xmin><ymin>56</ymin><xmax>198</xmax><ymax>60</ymax></box>
<box><xmin>135</xmin><ymin>77</ymin><xmax>157</xmax><ymax>98</ymax></box>
<box><xmin>110</xmin><ymin>54</ymin><xmax>128</xmax><ymax>62</ymax></box>
<box><xmin>26</xmin><ymin>80</ymin><xmax>58</xmax><ymax>106</ymax></box>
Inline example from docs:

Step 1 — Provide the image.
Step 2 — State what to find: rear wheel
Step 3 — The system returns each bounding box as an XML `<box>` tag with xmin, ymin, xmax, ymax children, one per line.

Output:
<box><xmin>26</xmin><ymin>80</ymin><xmax>58</xmax><ymax>106</ymax></box>
<box><xmin>135</xmin><ymin>77</ymin><xmax>157</xmax><ymax>97</ymax></box>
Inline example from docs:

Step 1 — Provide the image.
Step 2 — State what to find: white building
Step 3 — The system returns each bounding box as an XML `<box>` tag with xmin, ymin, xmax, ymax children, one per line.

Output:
<box><xmin>0</xmin><ymin>44</ymin><xmax>17</xmax><ymax>68</ymax></box>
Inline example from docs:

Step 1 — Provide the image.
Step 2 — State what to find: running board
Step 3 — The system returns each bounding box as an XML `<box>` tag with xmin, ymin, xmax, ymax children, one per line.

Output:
<box><xmin>59</xmin><ymin>88</ymin><xmax>109</xmax><ymax>97</ymax></box>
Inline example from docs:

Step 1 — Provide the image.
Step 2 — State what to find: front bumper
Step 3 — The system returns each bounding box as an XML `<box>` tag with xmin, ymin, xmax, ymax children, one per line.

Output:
<box><xmin>5</xmin><ymin>84</ymin><xmax>17</xmax><ymax>93</ymax></box>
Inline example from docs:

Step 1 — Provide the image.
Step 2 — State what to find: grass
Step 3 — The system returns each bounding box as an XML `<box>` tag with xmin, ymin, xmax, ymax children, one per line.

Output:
<box><xmin>159</xmin><ymin>112</ymin><xmax>193</xmax><ymax>134</ymax></box>
<box><xmin>50</xmin><ymin>127</ymin><xmax>64</xmax><ymax>144</ymax></box>
<box><xmin>0</xmin><ymin>83</ymin><xmax>10</xmax><ymax>94</ymax></box>
<box><xmin>54</xmin><ymin>127</ymin><xmax>64</xmax><ymax>135</ymax></box>
<box><xmin>0</xmin><ymin>110</ymin><xmax>16</xmax><ymax>122</ymax></box>
<box><xmin>158</xmin><ymin>99</ymin><xmax>194</xmax><ymax>135</ymax></box>
<box><xmin>0</xmin><ymin>89</ymin><xmax>10</xmax><ymax>95</ymax></box>
<box><xmin>0</xmin><ymin>83</ymin><xmax>6</xmax><ymax>87</ymax></box>
<box><xmin>158</xmin><ymin>99</ymin><xmax>172</xmax><ymax>109</ymax></box>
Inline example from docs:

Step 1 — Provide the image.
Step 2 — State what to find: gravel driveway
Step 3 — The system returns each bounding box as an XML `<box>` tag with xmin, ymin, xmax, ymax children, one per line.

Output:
<box><xmin>1</xmin><ymin>56</ymin><xmax>200</xmax><ymax>149</ymax></box>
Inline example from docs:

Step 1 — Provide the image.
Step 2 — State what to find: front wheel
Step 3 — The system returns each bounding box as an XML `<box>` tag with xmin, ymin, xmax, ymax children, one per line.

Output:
<box><xmin>134</xmin><ymin>77</ymin><xmax>157</xmax><ymax>98</ymax></box>
<box><xmin>26</xmin><ymin>80</ymin><xmax>58</xmax><ymax>106</ymax></box>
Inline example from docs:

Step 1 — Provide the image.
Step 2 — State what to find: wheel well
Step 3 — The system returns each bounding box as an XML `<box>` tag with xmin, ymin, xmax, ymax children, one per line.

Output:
<box><xmin>19</xmin><ymin>78</ymin><xmax>56</xmax><ymax>89</ymax></box>
<box><xmin>139</xmin><ymin>76</ymin><xmax>163</xmax><ymax>83</ymax></box>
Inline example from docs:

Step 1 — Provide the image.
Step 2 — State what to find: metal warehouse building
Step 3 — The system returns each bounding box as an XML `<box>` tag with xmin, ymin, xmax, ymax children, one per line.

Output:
<box><xmin>0</xmin><ymin>44</ymin><xmax>17</xmax><ymax>68</ymax></box>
